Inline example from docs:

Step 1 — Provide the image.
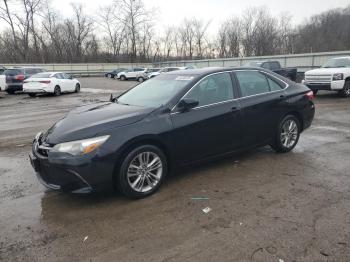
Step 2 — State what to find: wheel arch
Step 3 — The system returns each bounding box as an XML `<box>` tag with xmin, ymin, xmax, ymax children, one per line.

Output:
<box><xmin>111</xmin><ymin>135</ymin><xmax>171</xmax><ymax>187</ymax></box>
<box><xmin>282</xmin><ymin>111</ymin><xmax>304</xmax><ymax>132</ymax></box>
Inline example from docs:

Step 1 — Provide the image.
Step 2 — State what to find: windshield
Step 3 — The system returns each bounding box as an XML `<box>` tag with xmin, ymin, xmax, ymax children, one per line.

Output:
<box><xmin>322</xmin><ymin>58</ymin><xmax>350</xmax><ymax>68</ymax></box>
<box><xmin>30</xmin><ymin>73</ymin><xmax>53</xmax><ymax>78</ymax></box>
<box><xmin>116</xmin><ymin>74</ymin><xmax>196</xmax><ymax>108</ymax></box>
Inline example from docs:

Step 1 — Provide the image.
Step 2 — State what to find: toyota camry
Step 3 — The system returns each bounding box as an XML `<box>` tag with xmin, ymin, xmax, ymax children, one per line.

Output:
<box><xmin>30</xmin><ymin>67</ymin><xmax>315</xmax><ymax>198</ymax></box>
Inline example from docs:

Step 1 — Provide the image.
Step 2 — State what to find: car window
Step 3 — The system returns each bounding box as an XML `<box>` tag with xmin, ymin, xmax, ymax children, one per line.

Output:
<box><xmin>55</xmin><ymin>73</ymin><xmax>64</xmax><ymax>79</ymax></box>
<box><xmin>261</xmin><ymin>63</ymin><xmax>271</xmax><ymax>70</ymax></box>
<box><xmin>267</xmin><ymin>76</ymin><xmax>283</xmax><ymax>91</ymax></box>
<box><xmin>185</xmin><ymin>72</ymin><xmax>234</xmax><ymax>107</ymax></box>
<box><xmin>134</xmin><ymin>68</ymin><xmax>144</xmax><ymax>72</ymax></box>
<box><xmin>235</xmin><ymin>71</ymin><xmax>270</xmax><ymax>97</ymax></box>
<box><xmin>4</xmin><ymin>69</ymin><xmax>24</xmax><ymax>75</ymax></box>
<box><xmin>168</xmin><ymin>68</ymin><xmax>180</xmax><ymax>72</ymax></box>
<box><xmin>31</xmin><ymin>73</ymin><xmax>52</xmax><ymax>78</ymax></box>
<box><xmin>25</xmin><ymin>68</ymin><xmax>37</xmax><ymax>75</ymax></box>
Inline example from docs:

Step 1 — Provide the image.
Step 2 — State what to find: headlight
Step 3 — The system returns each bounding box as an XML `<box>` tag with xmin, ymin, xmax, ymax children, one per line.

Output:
<box><xmin>51</xmin><ymin>135</ymin><xmax>110</xmax><ymax>156</ymax></box>
<box><xmin>333</xmin><ymin>73</ymin><xmax>343</xmax><ymax>81</ymax></box>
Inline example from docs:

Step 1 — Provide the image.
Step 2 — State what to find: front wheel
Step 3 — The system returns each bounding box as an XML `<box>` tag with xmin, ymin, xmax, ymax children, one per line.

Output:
<box><xmin>137</xmin><ymin>77</ymin><xmax>144</xmax><ymax>83</ymax></box>
<box><xmin>116</xmin><ymin>145</ymin><xmax>167</xmax><ymax>198</ymax></box>
<box><xmin>271</xmin><ymin>115</ymin><xmax>300</xmax><ymax>153</ymax></box>
<box><xmin>339</xmin><ymin>80</ymin><xmax>350</xmax><ymax>97</ymax></box>
<box><xmin>120</xmin><ymin>75</ymin><xmax>126</xmax><ymax>81</ymax></box>
<box><xmin>75</xmin><ymin>83</ymin><xmax>80</xmax><ymax>93</ymax></box>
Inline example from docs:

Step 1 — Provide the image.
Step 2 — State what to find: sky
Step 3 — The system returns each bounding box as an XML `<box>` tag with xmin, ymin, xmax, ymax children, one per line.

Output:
<box><xmin>52</xmin><ymin>0</ymin><xmax>350</xmax><ymax>33</ymax></box>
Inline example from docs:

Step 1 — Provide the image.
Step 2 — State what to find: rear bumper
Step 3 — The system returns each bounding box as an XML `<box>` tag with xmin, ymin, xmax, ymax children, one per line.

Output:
<box><xmin>24</xmin><ymin>88</ymin><xmax>50</xmax><ymax>94</ymax></box>
<box><xmin>5</xmin><ymin>84</ymin><xmax>23</xmax><ymax>92</ymax></box>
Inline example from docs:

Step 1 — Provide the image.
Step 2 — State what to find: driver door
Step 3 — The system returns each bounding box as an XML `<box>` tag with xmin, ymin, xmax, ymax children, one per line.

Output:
<box><xmin>169</xmin><ymin>72</ymin><xmax>242</xmax><ymax>165</ymax></box>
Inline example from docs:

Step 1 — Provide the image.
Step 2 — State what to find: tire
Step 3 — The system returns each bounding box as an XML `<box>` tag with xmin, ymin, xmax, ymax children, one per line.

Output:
<box><xmin>116</xmin><ymin>145</ymin><xmax>167</xmax><ymax>198</ymax></box>
<box><xmin>28</xmin><ymin>93</ymin><xmax>36</xmax><ymax>97</ymax></box>
<box><xmin>312</xmin><ymin>90</ymin><xmax>318</xmax><ymax>95</ymax></box>
<box><xmin>271</xmin><ymin>115</ymin><xmax>300</xmax><ymax>153</ymax></box>
<box><xmin>54</xmin><ymin>86</ymin><xmax>61</xmax><ymax>96</ymax></box>
<box><xmin>339</xmin><ymin>80</ymin><xmax>350</xmax><ymax>98</ymax></box>
<box><xmin>75</xmin><ymin>83</ymin><xmax>80</xmax><ymax>93</ymax></box>
<box><xmin>120</xmin><ymin>75</ymin><xmax>126</xmax><ymax>81</ymax></box>
<box><xmin>137</xmin><ymin>77</ymin><xmax>144</xmax><ymax>83</ymax></box>
<box><xmin>107</xmin><ymin>74</ymin><xmax>111</xmax><ymax>78</ymax></box>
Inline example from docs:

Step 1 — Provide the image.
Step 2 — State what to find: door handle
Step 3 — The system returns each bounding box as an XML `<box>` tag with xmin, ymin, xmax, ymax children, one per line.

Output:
<box><xmin>231</xmin><ymin>106</ymin><xmax>239</xmax><ymax>112</ymax></box>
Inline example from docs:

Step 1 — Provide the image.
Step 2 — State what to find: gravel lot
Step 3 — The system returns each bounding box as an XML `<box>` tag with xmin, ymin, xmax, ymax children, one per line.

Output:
<box><xmin>0</xmin><ymin>77</ymin><xmax>350</xmax><ymax>262</ymax></box>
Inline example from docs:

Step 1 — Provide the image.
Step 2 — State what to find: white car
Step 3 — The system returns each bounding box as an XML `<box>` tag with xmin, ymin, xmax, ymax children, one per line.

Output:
<box><xmin>23</xmin><ymin>72</ymin><xmax>81</xmax><ymax>97</ymax></box>
<box><xmin>148</xmin><ymin>67</ymin><xmax>188</xmax><ymax>79</ymax></box>
<box><xmin>303</xmin><ymin>57</ymin><xmax>350</xmax><ymax>97</ymax></box>
<box><xmin>116</xmin><ymin>68</ymin><xmax>147</xmax><ymax>82</ymax></box>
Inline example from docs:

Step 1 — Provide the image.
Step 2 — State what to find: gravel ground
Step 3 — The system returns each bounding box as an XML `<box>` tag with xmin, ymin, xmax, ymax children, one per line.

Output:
<box><xmin>0</xmin><ymin>77</ymin><xmax>350</xmax><ymax>262</ymax></box>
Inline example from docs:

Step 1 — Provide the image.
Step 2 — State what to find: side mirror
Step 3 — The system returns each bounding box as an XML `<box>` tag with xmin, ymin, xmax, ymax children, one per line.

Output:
<box><xmin>177</xmin><ymin>98</ymin><xmax>199</xmax><ymax>112</ymax></box>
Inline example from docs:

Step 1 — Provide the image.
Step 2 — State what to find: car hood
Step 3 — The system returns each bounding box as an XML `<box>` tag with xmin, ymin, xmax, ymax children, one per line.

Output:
<box><xmin>305</xmin><ymin>68</ymin><xmax>349</xmax><ymax>75</ymax></box>
<box><xmin>43</xmin><ymin>102</ymin><xmax>154</xmax><ymax>144</ymax></box>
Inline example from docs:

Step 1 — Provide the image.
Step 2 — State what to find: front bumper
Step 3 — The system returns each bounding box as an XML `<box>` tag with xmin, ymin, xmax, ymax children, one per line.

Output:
<box><xmin>30</xmin><ymin>134</ymin><xmax>114</xmax><ymax>193</ymax></box>
<box><xmin>303</xmin><ymin>80</ymin><xmax>345</xmax><ymax>91</ymax></box>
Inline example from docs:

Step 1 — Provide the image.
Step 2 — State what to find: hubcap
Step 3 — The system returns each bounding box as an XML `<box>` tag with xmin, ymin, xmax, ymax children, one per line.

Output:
<box><xmin>345</xmin><ymin>86</ymin><xmax>350</xmax><ymax>95</ymax></box>
<box><xmin>127</xmin><ymin>152</ymin><xmax>163</xmax><ymax>193</ymax></box>
<box><xmin>280</xmin><ymin>119</ymin><xmax>298</xmax><ymax>148</ymax></box>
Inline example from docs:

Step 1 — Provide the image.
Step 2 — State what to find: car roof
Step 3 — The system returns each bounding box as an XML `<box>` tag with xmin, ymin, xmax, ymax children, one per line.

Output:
<box><xmin>167</xmin><ymin>67</ymin><xmax>267</xmax><ymax>76</ymax></box>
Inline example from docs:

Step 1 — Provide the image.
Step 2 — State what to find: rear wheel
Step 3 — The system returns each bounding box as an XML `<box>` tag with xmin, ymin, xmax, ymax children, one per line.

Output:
<box><xmin>271</xmin><ymin>115</ymin><xmax>300</xmax><ymax>153</ymax></box>
<box><xmin>54</xmin><ymin>86</ymin><xmax>61</xmax><ymax>96</ymax></box>
<box><xmin>28</xmin><ymin>93</ymin><xmax>36</xmax><ymax>97</ymax></box>
<box><xmin>75</xmin><ymin>83</ymin><xmax>80</xmax><ymax>93</ymax></box>
<box><xmin>116</xmin><ymin>145</ymin><xmax>167</xmax><ymax>198</ymax></box>
<box><xmin>339</xmin><ymin>80</ymin><xmax>350</xmax><ymax>97</ymax></box>
<box><xmin>107</xmin><ymin>74</ymin><xmax>111</xmax><ymax>78</ymax></box>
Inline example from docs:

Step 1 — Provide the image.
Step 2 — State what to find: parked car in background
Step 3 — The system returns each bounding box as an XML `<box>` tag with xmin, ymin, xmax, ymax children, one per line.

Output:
<box><xmin>0</xmin><ymin>66</ymin><xmax>6</xmax><ymax>75</ymax></box>
<box><xmin>303</xmin><ymin>57</ymin><xmax>350</xmax><ymax>97</ymax></box>
<box><xmin>23</xmin><ymin>72</ymin><xmax>80</xmax><ymax>97</ymax></box>
<box><xmin>145</xmin><ymin>68</ymin><xmax>161</xmax><ymax>79</ymax></box>
<box><xmin>2</xmin><ymin>67</ymin><xmax>45</xmax><ymax>94</ymax></box>
<box><xmin>148</xmin><ymin>67</ymin><xmax>185</xmax><ymax>78</ymax></box>
<box><xmin>0</xmin><ymin>67</ymin><xmax>6</xmax><ymax>91</ymax></box>
<box><xmin>116</xmin><ymin>68</ymin><xmax>147</xmax><ymax>82</ymax></box>
<box><xmin>105</xmin><ymin>68</ymin><xmax>128</xmax><ymax>79</ymax></box>
<box><xmin>30</xmin><ymin>67</ymin><xmax>315</xmax><ymax>198</ymax></box>
<box><xmin>244</xmin><ymin>61</ymin><xmax>297</xmax><ymax>81</ymax></box>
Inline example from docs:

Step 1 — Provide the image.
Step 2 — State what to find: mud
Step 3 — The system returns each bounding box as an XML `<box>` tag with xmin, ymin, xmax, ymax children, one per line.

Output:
<box><xmin>0</xmin><ymin>79</ymin><xmax>350</xmax><ymax>261</ymax></box>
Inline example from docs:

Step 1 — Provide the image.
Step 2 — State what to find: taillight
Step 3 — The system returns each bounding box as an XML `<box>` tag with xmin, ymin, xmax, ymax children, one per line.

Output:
<box><xmin>305</xmin><ymin>91</ymin><xmax>314</xmax><ymax>100</ymax></box>
<box><xmin>15</xmin><ymin>75</ymin><xmax>25</xmax><ymax>81</ymax></box>
<box><xmin>39</xmin><ymin>80</ymin><xmax>51</xmax><ymax>84</ymax></box>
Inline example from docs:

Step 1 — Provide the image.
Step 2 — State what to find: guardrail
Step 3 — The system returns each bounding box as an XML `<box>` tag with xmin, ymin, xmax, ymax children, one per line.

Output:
<box><xmin>0</xmin><ymin>63</ymin><xmax>153</xmax><ymax>77</ymax></box>
<box><xmin>1</xmin><ymin>50</ymin><xmax>349</xmax><ymax>77</ymax></box>
<box><xmin>153</xmin><ymin>50</ymin><xmax>350</xmax><ymax>72</ymax></box>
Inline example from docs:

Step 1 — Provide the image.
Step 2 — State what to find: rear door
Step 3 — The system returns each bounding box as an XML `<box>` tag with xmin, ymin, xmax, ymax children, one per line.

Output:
<box><xmin>170</xmin><ymin>72</ymin><xmax>242</xmax><ymax>164</ymax></box>
<box><xmin>234</xmin><ymin>70</ymin><xmax>287</xmax><ymax>147</ymax></box>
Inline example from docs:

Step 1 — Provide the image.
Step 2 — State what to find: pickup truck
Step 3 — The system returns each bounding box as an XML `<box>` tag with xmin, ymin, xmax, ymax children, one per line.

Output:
<box><xmin>302</xmin><ymin>57</ymin><xmax>350</xmax><ymax>97</ymax></box>
<box><xmin>245</xmin><ymin>61</ymin><xmax>297</xmax><ymax>81</ymax></box>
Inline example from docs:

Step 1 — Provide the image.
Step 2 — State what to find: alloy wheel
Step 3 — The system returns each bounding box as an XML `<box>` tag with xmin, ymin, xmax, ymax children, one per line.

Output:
<box><xmin>127</xmin><ymin>151</ymin><xmax>163</xmax><ymax>193</ymax></box>
<box><xmin>280</xmin><ymin>119</ymin><xmax>298</xmax><ymax>148</ymax></box>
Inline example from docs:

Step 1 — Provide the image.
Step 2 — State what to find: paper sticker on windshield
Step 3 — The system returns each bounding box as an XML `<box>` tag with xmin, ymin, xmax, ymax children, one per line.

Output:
<box><xmin>175</xmin><ymin>76</ymin><xmax>194</xmax><ymax>81</ymax></box>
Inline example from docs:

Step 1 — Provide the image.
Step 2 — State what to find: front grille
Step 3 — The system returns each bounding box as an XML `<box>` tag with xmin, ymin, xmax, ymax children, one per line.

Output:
<box><xmin>35</xmin><ymin>133</ymin><xmax>53</xmax><ymax>157</ymax></box>
<box><xmin>305</xmin><ymin>74</ymin><xmax>332</xmax><ymax>83</ymax></box>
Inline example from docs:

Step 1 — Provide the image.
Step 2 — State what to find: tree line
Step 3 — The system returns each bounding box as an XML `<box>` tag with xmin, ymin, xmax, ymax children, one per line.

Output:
<box><xmin>0</xmin><ymin>0</ymin><xmax>349</xmax><ymax>63</ymax></box>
